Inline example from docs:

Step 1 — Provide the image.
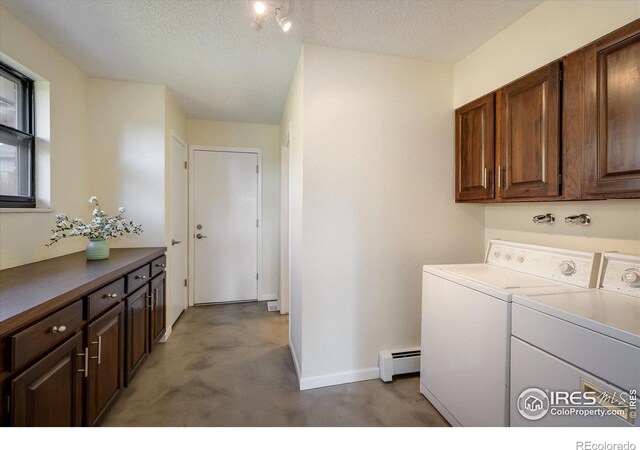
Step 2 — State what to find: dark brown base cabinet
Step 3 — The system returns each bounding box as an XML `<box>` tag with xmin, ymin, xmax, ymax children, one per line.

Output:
<box><xmin>125</xmin><ymin>286</ymin><xmax>149</xmax><ymax>385</ymax></box>
<box><xmin>150</xmin><ymin>272</ymin><xmax>166</xmax><ymax>351</ymax></box>
<box><xmin>455</xmin><ymin>18</ymin><xmax>640</xmax><ymax>202</ymax></box>
<box><xmin>10</xmin><ymin>334</ymin><xmax>84</xmax><ymax>426</ymax></box>
<box><xmin>86</xmin><ymin>302</ymin><xmax>125</xmax><ymax>426</ymax></box>
<box><xmin>0</xmin><ymin>248</ymin><xmax>167</xmax><ymax>427</ymax></box>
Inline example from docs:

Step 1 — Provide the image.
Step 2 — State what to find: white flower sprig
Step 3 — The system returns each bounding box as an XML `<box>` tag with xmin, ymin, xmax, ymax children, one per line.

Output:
<box><xmin>46</xmin><ymin>196</ymin><xmax>142</xmax><ymax>246</ymax></box>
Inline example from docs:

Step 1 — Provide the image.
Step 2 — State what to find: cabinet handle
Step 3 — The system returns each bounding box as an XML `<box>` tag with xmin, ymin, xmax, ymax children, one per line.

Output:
<box><xmin>51</xmin><ymin>325</ymin><xmax>67</xmax><ymax>333</ymax></box>
<box><xmin>135</xmin><ymin>275</ymin><xmax>147</xmax><ymax>280</ymax></box>
<box><xmin>104</xmin><ymin>293</ymin><xmax>118</xmax><ymax>299</ymax></box>
<box><xmin>497</xmin><ymin>165</ymin><xmax>502</xmax><ymax>189</ymax></box>
<box><xmin>155</xmin><ymin>263</ymin><xmax>166</xmax><ymax>268</ymax></box>
<box><xmin>91</xmin><ymin>336</ymin><xmax>102</xmax><ymax>364</ymax></box>
<box><xmin>77</xmin><ymin>347</ymin><xmax>89</xmax><ymax>378</ymax></box>
<box><xmin>146</xmin><ymin>292</ymin><xmax>152</xmax><ymax>310</ymax></box>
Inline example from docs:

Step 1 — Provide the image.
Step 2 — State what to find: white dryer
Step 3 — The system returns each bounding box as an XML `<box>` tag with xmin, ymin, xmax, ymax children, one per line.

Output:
<box><xmin>510</xmin><ymin>252</ymin><xmax>640</xmax><ymax>427</ymax></box>
<box><xmin>420</xmin><ymin>240</ymin><xmax>600</xmax><ymax>426</ymax></box>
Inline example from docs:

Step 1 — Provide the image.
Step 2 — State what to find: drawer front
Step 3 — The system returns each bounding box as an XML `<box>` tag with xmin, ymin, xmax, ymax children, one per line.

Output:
<box><xmin>10</xmin><ymin>300</ymin><xmax>83</xmax><ymax>372</ymax></box>
<box><xmin>126</xmin><ymin>264</ymin><xmax>150</xmax><ymax>294</ymax></box>
<box><xmin>512</xmin><ymin>303</ymin><xmax>640</xmax><ymax>391</ymax></box>
<box><xmin>86</xmin><ymin>277</ymin><xmax>126</xmax><ymax>321</ymax></box>
<box><xmin>150</xmin><ymin>255</ymin><xmax>167</xmax><ymax>278</ymax></box>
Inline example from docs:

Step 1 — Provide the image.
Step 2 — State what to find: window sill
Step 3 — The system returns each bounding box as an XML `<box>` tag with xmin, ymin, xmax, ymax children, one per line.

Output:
<box><xmin>0</xmin><ymin>207</ymin><xmax>54</xmax><ymax>213</ymax></box>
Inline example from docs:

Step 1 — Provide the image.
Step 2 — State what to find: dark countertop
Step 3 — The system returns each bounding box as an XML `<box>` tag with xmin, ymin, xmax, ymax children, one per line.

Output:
<box><xmin>0</xmin><ymin>247</ymin><xmax>166</xmax><ymax>334</ymax></box>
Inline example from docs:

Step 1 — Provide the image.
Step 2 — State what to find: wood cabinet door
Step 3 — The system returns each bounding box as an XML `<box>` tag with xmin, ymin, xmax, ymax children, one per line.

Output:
<box><xmin>86</xmin><ymin>302</ymin><xmax>124</xmax><ymax>426</ymax></box>
<box><xmin>583</xmin><ymin>19</ymin><xmax>640</xmax><ymax>197</ymax></box>
<box><xmin>150</xmin><ymin>273</ymin><xmax>166</xmax><ymax>351</ymax></box>
<box><xmin>497</xmin><ymin>61</ymin><xmax>561</xmax><ymax>199</ymax></box>
<box><xmin>455</xmin><ymin>93</ymin><xmax>495</xmax><ymax>201</ymax></box>
<box><xmin>11</xmin><ymin>333</ymin><xmax>83</xmax><ymax>426</ymax></box>
<box><xmin>125</xmin><ymin>286</ymin><xmax>149</xmax><ymax>385</ymax></box>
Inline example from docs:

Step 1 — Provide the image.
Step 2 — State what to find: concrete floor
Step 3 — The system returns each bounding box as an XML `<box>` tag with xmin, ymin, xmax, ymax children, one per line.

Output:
<box><xmin>102</xmin><ymin>302</ymin><xmax>448</xmax><ymax>427</ymax></box>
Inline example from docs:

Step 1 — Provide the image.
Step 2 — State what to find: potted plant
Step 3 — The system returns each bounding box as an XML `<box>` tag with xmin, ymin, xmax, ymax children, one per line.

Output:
<box><xmin>47</xmin><ymin>196</ymin><xmax>143</xmax><ymax>260</ymax></box>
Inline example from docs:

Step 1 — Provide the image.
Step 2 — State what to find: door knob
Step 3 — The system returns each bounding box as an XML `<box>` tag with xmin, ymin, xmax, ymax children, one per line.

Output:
<box><xmin>196</xmin><ymin>233</ymin><xmax>208</xmax><ymax>239</ymax></box>
<box><xmin>171</xmin><ymin>239</ymin><xmax>182</xmax><ymax>246</ymax></box>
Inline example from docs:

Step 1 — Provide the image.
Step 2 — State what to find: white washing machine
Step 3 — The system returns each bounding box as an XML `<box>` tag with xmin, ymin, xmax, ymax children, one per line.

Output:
<box><xmin>510</xmin><ymin>252</ymin><xmax>640</xmax><ymax>427</ymax></box>
<box><xmin>420</xmin><ymin>240</ymin><xmax>600</xmax><ymax>427</ymax></box>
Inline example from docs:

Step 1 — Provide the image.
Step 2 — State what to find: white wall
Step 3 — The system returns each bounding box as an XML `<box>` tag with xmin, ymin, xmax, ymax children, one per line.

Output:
<box><xmin>187</xmin><ymin>119</ymin><xmax>281</xmax><ymax>299</ymax></box>
<box><xmin>454</xmin><ymin>0</ymin><xmax>640</xmax><ymax>256</ymax></box>
<box><xmin>88</xmin><ymin>79</ymin><xmax>166</xmax><ymax>247</ymax></box>
<box><xmin>0</xmin><ymin>6</ymin><xmax>91</xmax><ymax>269</ymax></box>
<box><xmin>280</xmin><ymin>49</ymin><xmax>304</xmax><ymax>373</ymax></box>
<box><xmin>296</xmin><ymin>45</ymin><xmax>485</xmax><ymax>387</ymax></box>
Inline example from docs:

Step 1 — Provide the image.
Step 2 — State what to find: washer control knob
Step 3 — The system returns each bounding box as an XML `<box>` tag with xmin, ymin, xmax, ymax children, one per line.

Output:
<box><xmin>505</xmin><ymin>254</ymin><xmax>512</xmax><ymax>261</ymax></box>
<box><xmin>517</xmin><ymin>256</ymin><xmax>525</xmax><ymax>263</ymax></box>
<box><xmin>622</xmin><ymin>269</ymin><xmax>640</xmax><ymax>287</ymax></box>
<box><xmin>559</xmin><ymin>260</ymin><xmax>576</xmax><ymax>276</ymax></box>
<box><xmin>493</xmin><ymin>251</ymin><xmax>501</xmax><ymax>259</ymax></box>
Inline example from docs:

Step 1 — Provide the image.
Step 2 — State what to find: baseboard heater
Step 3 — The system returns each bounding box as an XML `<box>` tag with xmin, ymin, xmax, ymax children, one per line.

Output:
<box><xmin>379</xmin><ymin>347</ymin><xmax>421</xmax><ymax>382</ymax></box>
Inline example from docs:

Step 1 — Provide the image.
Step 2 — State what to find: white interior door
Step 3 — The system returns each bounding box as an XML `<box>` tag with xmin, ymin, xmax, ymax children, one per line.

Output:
<box><xmin>194</xmin><ymin>150</ymin><xmax>258</xmax><ymax>304</ymax></box>
<box><xmin>170</xmin><ymin>132</ymin><xmax>188</xmax><ymax>325</ymax></box>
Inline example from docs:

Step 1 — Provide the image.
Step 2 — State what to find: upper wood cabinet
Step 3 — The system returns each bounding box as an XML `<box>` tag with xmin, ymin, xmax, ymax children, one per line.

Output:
<box><xmin>583</xmin><ymin>19</ymin><xmax>640</xmax><ymax>198</ymax></box>
<box><xmin>496</xmin><ymin>62</ymin><xmax>561</xmax><ymax>199</ymax></box>
<box><xmin>455</xmin><ymin>19</ymin><xmax>640</xmax><ymax>202</ymax></box>
<box><xmin>455</xmin><ymin>93</ymin><xmax>495</xmax><ymax>201</ymax></box>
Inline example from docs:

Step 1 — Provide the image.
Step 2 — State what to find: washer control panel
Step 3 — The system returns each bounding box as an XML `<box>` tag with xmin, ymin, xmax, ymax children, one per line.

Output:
<box><xmin>600</xmin><ymin>253</ymin><xmax>640</xmax><ymax>297</ymax></box>
<box><xmin>485</xmin><ymin>240</ymin><xmax>600</xmax><ymax>288</ymax></box>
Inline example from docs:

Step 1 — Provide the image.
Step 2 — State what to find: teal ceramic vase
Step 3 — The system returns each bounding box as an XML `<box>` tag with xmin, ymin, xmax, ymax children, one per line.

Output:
<box><xmin>86</xmin><ymin>238</ymin><xmax>109</xmax><ymax>260</ymax></box>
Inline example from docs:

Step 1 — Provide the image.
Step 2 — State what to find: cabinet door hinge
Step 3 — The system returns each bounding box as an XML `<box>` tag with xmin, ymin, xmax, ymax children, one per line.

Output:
<box><xmin>256</xmin><ymin>273</ymin><xmax>259</xmax><ymax>280</ymax></box>
<box><xmin>256</xmin><ymin>219</ymin><xmax>259</xmax><ymax>227</ymax></box>
<box><xmin>558</xmin><ymin>173</ymin><xmax>562</xmax><ymax>185</ymax></box>
<box><xmin>184</xmin><ymin>279</ymin><xmax>188</xmax><ymax>287</ymax></box>
<box><xmin>184</xmin><ymin>161</ymin><xmax>188</xmax><ymax>170</ymax></box>
<box><xmin>256</xmin><ymin>165</ymin><xmax>259</xmax><ymax>174</ymax></box>
<box><xmin>5</xmin><ymin>395</ymin><xmax>10</xmax><ymax>414</ymax></box>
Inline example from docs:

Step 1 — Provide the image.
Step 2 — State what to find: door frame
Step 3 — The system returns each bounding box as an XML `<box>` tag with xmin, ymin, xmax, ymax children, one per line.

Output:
<box><xmin>280</xmin><ymin>125</ymin><xmax>291</xmax><ymax>315</ymax></box>
<box><xmin>188</xmin><ymin>145</ymin><xmax>263</xmax><ymax>306</ymax></box>
<box><xmin>169</xmin><ymin>130</ymin><xmax>189</xmax><ymax>324</ymax></box>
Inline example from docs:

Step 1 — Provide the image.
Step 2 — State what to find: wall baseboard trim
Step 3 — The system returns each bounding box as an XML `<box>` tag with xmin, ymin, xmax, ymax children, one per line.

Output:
<box><xmin>160</xmin><ymin>325</ymin><xmax>173</xmax><ymax>343</ymax></box>
<box><xmin>299</xmin><ymin>367</ymin><xmax>379</xmax><ymax>391</ymax></box>
<box><xmin>288</xmin><ymin>338</ymin><xmax>302</xmax><ymax>385</ymax></box>
<box><xmin>259</xmin><ymin>293</ymin><xmax>278</xmax><ymax>301</ymax></box>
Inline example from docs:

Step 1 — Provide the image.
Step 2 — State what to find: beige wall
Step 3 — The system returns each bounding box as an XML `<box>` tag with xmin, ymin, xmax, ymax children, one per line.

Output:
<box><xmin>0</xmin><ymin>6</ymin><xmax>91</xmax><ymax>269</ymax></box>
<box><xmin>279</xmin><ymin>49</ymin><xmax>304</xmax><ymax>371</ymax></box>
<box><xmin>88</xmin><ymin>79</ymin><xmax>166</xmax><ymax>247</ymax></box>
<box><xmin>297</xmin><ymin>45</ymin><xmax>485</xmax><ymax>385</ymax></box>
<box><xmin>453</xmin><ymin>0</ymin><xmax>640</xmax><ymax>256</ymax></box>
<box><xmin>187</xmin><ymin>119</ymin><xmax>281</xmax><ymax>298</ymax></box>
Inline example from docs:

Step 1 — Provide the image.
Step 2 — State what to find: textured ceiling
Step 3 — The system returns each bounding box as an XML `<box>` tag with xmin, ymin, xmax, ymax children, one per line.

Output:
<box><xmin>0</xmin><ymin>0</ymin><xmax>541</xmax><ymax>124</ymax></box>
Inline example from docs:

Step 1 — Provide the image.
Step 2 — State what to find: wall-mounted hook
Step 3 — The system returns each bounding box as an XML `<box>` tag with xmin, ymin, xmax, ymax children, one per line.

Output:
<box><xmin>532</xmin><ymin>214</ymin><xmax>555</xmax><ymax>224</ymax></box>
<box><xmin>564</xmin><ymin>214</ymin><xmax>591</xmax><ymax>225</ymax></box>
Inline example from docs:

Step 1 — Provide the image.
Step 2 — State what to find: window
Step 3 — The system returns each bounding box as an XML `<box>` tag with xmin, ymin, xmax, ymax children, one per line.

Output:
<box><xmin>0</xmin><ymin>61</ymin><xmax>35</xmax><ymax>208</ymax></box>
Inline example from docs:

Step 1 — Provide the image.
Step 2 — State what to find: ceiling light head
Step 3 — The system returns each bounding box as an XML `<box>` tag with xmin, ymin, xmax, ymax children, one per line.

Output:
<box><xmin>253</xmin><ymin>1</ymin><xmax>266</xmax><ymax>15</ymax></box>
<box><xmin>275</xmin><ymin>7</ymin><xmax>292</xmax><ymax>32</ymax></box>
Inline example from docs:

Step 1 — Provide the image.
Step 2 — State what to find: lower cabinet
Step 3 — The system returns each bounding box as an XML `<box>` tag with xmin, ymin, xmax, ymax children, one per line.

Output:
<box><xmin>1</xmin><ymin>249</ymin><xmax>167</xmax><ymax>426</ymax></box>
<box><xmin>125</xmin><ymin>286</ymin><xmax>149</xmax><ymax>385</ymax></box>
<box><xmin>10</xmin><ymin>333</ymin><xmax>84</xmax><ymax>426</ymax></box>
<box><xmin>150</xmin><ymin>273</ymin><xmax>166</xmax><ymax>351</ymax></box>
<box><xmin>86</xmin><ymin>302</ymin><xmax>125</xmax><ymax>426</ymax></box>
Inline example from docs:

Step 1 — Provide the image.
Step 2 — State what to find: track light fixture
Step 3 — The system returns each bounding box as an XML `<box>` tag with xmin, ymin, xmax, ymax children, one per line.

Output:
<box><xmin>250</xmin><ymin>1</ymin><xmax>292</xmax><ymax>33</ymax></box>
<box><xmin>275</xmin><ymin>7</ymin><xmax>291</xmax><ymax>32</ymax></box>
